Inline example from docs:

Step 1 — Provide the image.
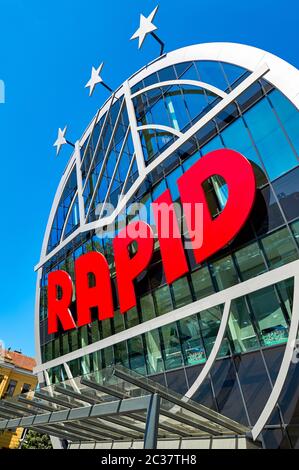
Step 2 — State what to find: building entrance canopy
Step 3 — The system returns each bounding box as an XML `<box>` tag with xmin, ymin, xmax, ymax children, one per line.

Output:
<box><xmin>0</xmin><ymin>366</ymin><xmax>248</xmax><ymax>448</ymax></box>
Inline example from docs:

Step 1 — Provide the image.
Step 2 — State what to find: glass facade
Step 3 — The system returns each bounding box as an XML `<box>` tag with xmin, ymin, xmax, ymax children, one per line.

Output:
<box><xmin>38</xmin><ymin>55</ymin><xmax>299</xmax><ymax>448</ymax></box>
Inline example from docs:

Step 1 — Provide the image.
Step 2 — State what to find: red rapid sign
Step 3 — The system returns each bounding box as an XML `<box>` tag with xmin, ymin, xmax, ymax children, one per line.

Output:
<box><xmin>47</xmin><ymin>149</ymin><xmax>256</xmax><ymax>334</ymax></box>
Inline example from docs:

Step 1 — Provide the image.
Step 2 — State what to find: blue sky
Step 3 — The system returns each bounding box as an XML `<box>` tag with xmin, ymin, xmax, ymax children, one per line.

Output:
<box><xmin>0</xmin><ymin>0</ymin><xmax>298</xmax><ymax>357</ymax></box>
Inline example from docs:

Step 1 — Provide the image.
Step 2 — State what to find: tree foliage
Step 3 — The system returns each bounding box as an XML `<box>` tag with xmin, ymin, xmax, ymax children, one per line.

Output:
<box><xmin>21</xmin><ymin>430</ymin><xmax>52</xmax><ymax>449</ymax></box>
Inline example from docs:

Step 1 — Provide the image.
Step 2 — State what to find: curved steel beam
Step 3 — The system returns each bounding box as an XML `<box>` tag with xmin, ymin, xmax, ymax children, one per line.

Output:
<box><xmin>184</xmin><ymin>300</ymin><xmax>232</xmax><ymax>400</ymax></box>
<box><xmin>137</xmin><ymin>124</ymin><xmax>183</xmax><ymax>138</ymax></box>
<box><xmin>131</xmin><ymin>79</ymin><xmax>227</xmax><ymax>100</ymax></box>
<box><xmin>251</xmin><ymin>274</ymin><xmax>299</xmax><ymax>440</ymax></box>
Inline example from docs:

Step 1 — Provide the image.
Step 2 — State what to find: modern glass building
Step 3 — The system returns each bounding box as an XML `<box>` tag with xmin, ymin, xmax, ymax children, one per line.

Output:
<box><xmin>34</xmin><ymin>43</ymin><xmax>299</xmax><ymax>449</ymax></box>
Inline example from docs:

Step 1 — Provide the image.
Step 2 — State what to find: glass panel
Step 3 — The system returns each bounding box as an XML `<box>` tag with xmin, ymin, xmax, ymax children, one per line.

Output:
<box><xmin>113</xmin><ymin>310</ymin><xmax>126</xmax><ymax>334</ymax></box>
<box><xmin>268</xmin><ymin>89</ymin><xmax>299</xmax><ymax>157</ymax></box>
<box><xmin>196</xmin><ymin>61</ymin><xmax>228</xmax><ymax>91</ymax></box>
<box><xmin>201</xmin><ymin>135</ymin><xmax>224</xmax><ymax>154</ymax></box>
<box><xmin>125</xmin><ymin>306</ymin><xmax>139</xmax><ymax>328</ymax></box>
<box><xmin>248</xmin><ymin>285</ymin><xmax>289</xmax><ymax>347</ymax></box>
<box><xmin>182</xmin><ymin>150</ymin><xmax>201</xmax><ymax>172</ymax></box>
<box><xmin>210</xmin><ymin>255</ymin><xmax>239</xmax><ymax>290</ymax></box>
<box><xmin>114</xmin><ymin>341</ymin><xmax>129</xmax><ymax>368</ymax></box>
<box><xmin>160</xmin><ymin>322</ymin><xmax>183</xmax><ymax>370</ymax></box>
<box><xmin>92</xmin><ymin>351</ymin><xmax>102</xmax><ymax>372</ymax></box>
<box><xmin>233</xmin><ymin>351</ymin><xmax>272</xmax><ymax>425</ymax></box>
<box><xmin>178</xmin><ymin>315</ymin><xmax>206</xmax><ymax>365</ymax></box>
<box><xmin>244</xmin><ymin>98</ymin><xmax>298</xmax><ymax>181</ymax></box>
<box><xmin>211</xmin><ymin>358</ymin><xmax>249</xmax><ymax>425</ymax></box>
<box><xmin>191</xmin><ymin>266</ymin><xmax>215</xmax><ymax>300</ymax></box>
<box><xmin>101</xmin><ymin>318</ymin><xmax>112</xmax><ymax>339</ymax></box>
<box><xmin>145</xmin><ymin>330</ymin><xmax>164</xmax><ymax>374</ymax></box>
<box><xmin>81</xmin><ymin>353</ymin><xmax>91</xmax><ymax>375</ymax></box>
<box><xmin>70</xmin><ymin>330</ymin><xmax>79</xmax><ymax>352</ymax></box>
<box><xmin>140</xmin><ymin>293</ymin><xmax>156</xmax><ymax>322</ymax></box>
<box><xmin>172</xmin><ymin>276</ymin><xmax>193</xmax><ymax>309</ymax></box>
<box><xmin>234</xmin><ymin>242</ymin><xmax>267</xmax><ymax>281</ymax></box>
<box><xmin>103</xmin><ymin>346</ymin><xmax>114</xmax><ymax>368</ymax></box>
<box><xmin>228</xmin><ymin>297</ymin><xmax>259</xmax><ymax>353</ymax></box>
<box><xmin>221</xmin><ymin>117</ymin><xmax>267</xmax><ymax>187</ymax></box>
<box><xmin>80</xmin><ymin>326</ymin><xmax>88</xmax><ymax>348</ymax></box>
<box><xmin>53</xmin><ymin>338</ymin><xmax>60</xmax><ymax>359</ymax></box>
<box><xmin>63</xmin><ymin>197</ymin><xmax>79</xmax><ymax>239</ymax></box>
<box><xmin>272</xmin><ymin>166</ymin><xmax>299</xmax><ymax>222</ymax></box>
<box><xmin>261</xmin><ymin>227</ymin><xmax>298</xmax><ymax>269</ymax></box>
<box><xmin>251</xmin><ymin>186</ymin><xmax>284</xmax><ymax>236</ymax></box>
<box><xmin>221</xmin><ymin>62</ymin><xmax>248</xmax><ymax>89</ymax></box>
<box><xmin>62</xmin><ymin>333</ymin><xmax>70</xmax><ymax>355</ymax></box>
<box><xmin>291</xmin><ymin>220</ymin><xmax>299</xmax><ymax>247</ymax></box>
<box><xmin>186</xmin><ymin>368</ymin><xmax>217</xmax><ymax>410</ymax></box>
<box><xmin>128</xmin><ymin>336</ymin><xmax>147</xmax><ymax>374</ymax></box>
<box><xmin>166</xmin><ymin>166</ymin><xmax>183</xmax><ymax>201</ymax></box>
<box><xmin>154</xmin><ymin>285</ymin><xmax>173</xmax><ymax>316</ymax></box>
<box><xmin>91</xmin><ymin>321</ymin><xmax>100</xmax><ymax>343</ymax></box>
<box><xmin>166</xmin><ymin>369</ymin><xmax>188</xmax><ymax>394</ymax></box>
<box><xmin>276</xmin><ymin>279</ymin><xmax>294</xmax><ymax>320</ymax></box>
<box><xmin>198</xmin><ymin>305</ymin><xmax>229</xmax><ymax>357</ymax></box>
<box><xmin>68</xmin><ymin>359</ymin><xmax>80</xmax><ymax>378</ymax></box>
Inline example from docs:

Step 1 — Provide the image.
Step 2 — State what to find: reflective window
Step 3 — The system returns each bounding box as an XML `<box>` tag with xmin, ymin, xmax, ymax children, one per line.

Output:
<box><xmin>62</xmin><ymin>333</ymin><xmax>70</xmax><ymax>355</ymax></box>
<box><xmin>221</xmin><ymin>118</ymin><xmax>267</xmax><ymax>188</ymax></box>
<box><xmin>191</xmin><ymin>266</ymin><xmax>215</xmax><ymax>300</ymax></box>
<box><xmin>91</xmin><ymin>322</ymin><xmax>100</xmax><ymax>343</ymax></box>
<box><xmin>178</xmin><ymin>315</ymin><xmax>206</xmax><ymax>365</ymax></box>
<box><xmin>273</xmin><ymin>166</ymin><xmax>299</xmax><ymax>222</ymax></box>
<box><xmin>70</xmin><ymin>330</ymin><xmax>79</xmax><ymax>352</ymax></box>
<box><xmin>233</xmin><ymin>352</ymin><xmax>272</xmax><ymax>425</ymax></box>
<box><xmin>234</xmin><ymin>242</ymin><xmax>267</xmax><ymax>281</ymax></box>
<box><xmin>172</xmin><ymin>276</ymin><xmax>193</xmax><ymax>309</ymax></box>
<box><xmin>92</xmin><ymin>351</ymin><xmax>102</xmax><ymax>372</ymax></box>
<box><xmin>128</xmin><ymin>336</ymin><xmax>147</xmax><ymax>374</ymax></box>
<box><xmin>101</xmin><ymin>318</ymin><xmax>112</xmax><ymax>339</ymax></box>
<box><xmin>80</xmin><ymin>326</ymin><xmax>88</xmax><ymax>348</ymax></box>
<box><xmin>103</xmin><ymin>346</ymin><xmax>114</xmax><ymax>368</ymax></box>
<box><xmin>154</xmin><ymin>286</ymin><xmax>173</xmax><ymax>315</ymax></box>
<box><xmin>160</xmin><ymin>322</ymin><xmax>184</xmax><ymax>370</ymax></box>
<box><xmin>47</xmin><ymin>167</ymin><xmax>78</xmax><ymax>252</ymax></box>
<box><xmin>251</xmin><ymin>186</ymin><xmax>284</xmax><ymax>236</ymax></box>
<box><xmin>228</xmin><ymin>297</ymin><xmax>259</xmax><ymax>353</ymax></box>
<box><xmin>211</xmin><ymin>358</ymin><xmax>249</xmax><ymax>425</ymax></box>
<box><xmin>244</xmin><ymin>98</ymin><xmax>298</xmax><ymax>181</ymax></box>
<box><xmin>140</xmin><ymin>293</ymin><xmax>156</xmax><ymax>322</ymax></box>
<box><xmin>145</xmin><ymin>330</ymin><xmax>164</xmax><ymax>374</ymax></box>
<box><xmin>166</xmin><ymin>166</ymin><xmax>183</xmax><ymax>201</ymax></box>
<box><xmin>196</xmin><ymin>61</ymin><xmax>229</xmax><ymax>91</ymax></box>
<box><xmin>166</xmin><ymin>369</ymin><xmax>188</xmax><ymax>395</ymax></box>
<box><xmin>210</xmin><ymin>255</ymin><xmax>239</xmax><ymax>290</ymax></box>
<box><xmin>125</xmin><ymin>307</ymin><xmax>139</xmax><ymax>329</ymax></box>
<box><xmin>291</xmin><ymin>220</ymin><xmax>299</xmax><ymax>247</ymax></box>
<box><xmin>113</xmin><ymin>310</ymin><xmax>126</xmax><ymax>334</ymax></box>
<box><xmin>261</xmin><ymin>227</ymin><xmax>298</xmax><ymax>268</ymax></box>
<box><xmin>198</xmin><ymin>305</ymin><xmax>228</xmax><ymax>357</ymax></box>
<box><xmin>114</xmin><ymin>341</ymin><xmax>129</xmax><ymax>368</ymax></box>
<box><xmin>268</xmin><ymin>89</ymin><xmax>299</xmax><ymax>157</ymax></box>
<box><xmin>248</xmin><ymin>285</ymin><xmax>289</xmax><ymax>347</ymax></box>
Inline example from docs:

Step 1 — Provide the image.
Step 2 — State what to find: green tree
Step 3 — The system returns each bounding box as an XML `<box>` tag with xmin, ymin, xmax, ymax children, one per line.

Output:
<box><xmin>21</xmin><ymin>430</ymin><xmax>52</xmax><ymax>449</ymax></box>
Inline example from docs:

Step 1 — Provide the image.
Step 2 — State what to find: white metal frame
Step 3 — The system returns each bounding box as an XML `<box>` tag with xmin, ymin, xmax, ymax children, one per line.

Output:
<box><xmin>34</xmin><ymin>42</ymin><xmax>299</xmax><ymax>441</ymax></box>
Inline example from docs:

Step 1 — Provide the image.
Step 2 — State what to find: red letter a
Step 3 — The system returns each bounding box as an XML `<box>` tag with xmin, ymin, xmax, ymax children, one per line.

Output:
<box><xmin>75</xmin><ymin>252</ymin><xmax>114</xmax><ymax>327</ymax></box>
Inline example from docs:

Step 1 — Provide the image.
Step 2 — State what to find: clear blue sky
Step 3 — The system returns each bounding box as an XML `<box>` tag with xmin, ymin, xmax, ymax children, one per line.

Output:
<box><xmin>0</xmin><ymin>0</ymin><xmax>298</xmax><ymax>357</ymax></box>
